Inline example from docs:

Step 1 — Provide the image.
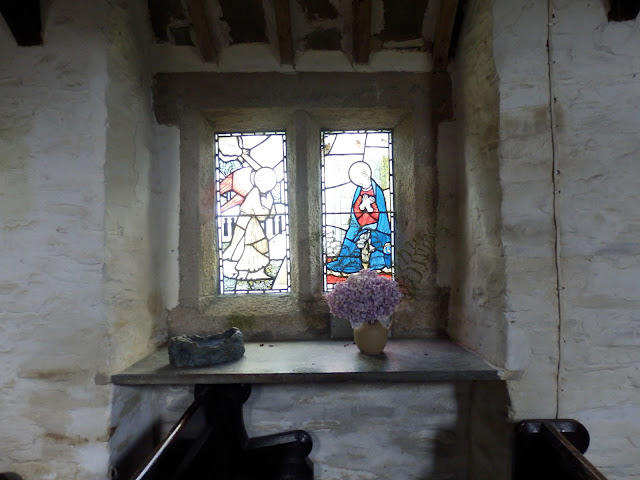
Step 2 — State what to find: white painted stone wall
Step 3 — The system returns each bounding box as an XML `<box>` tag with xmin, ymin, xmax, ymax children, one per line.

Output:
<box><xmin>452</xmin><ymin>0</ymin><xmax>558</xmax><ymax>416</ymax></box>
<box><xmin>492</xmin><ymin>0</ymin><xmax>560</xmax><ymax>418</ymax></box>
<box><xmin>452</xmin><ymin>1</ymin><xmax>640</xmax><ymax>478</ymax></box>
<box><xmin>0</xmin><ymin>1</ymin><xmax>178</xmax><ymax>478</ymax></box>
<box><xmin>550</xmin><ymin>2</ymin><xmax>640</xmax><ymax>478</ymax></box>
<box><xmin>0</xmin><ymin>3</ymin><xmax>469</xmax><ymax>479</ymax></box>
<box><xmin>5</xmin><ymin>0</ymin><xmax>639</xmax><ymax>478</ymax></box>
<box><xmin>0</xmin><ymin>2</ymin><xmax>112</xmax><ymax>477</ymax></box>
<box><xmin>103</xmin><ymin>0</ymin><xmax>179</xmax><ymax>373</ymax></box>
<box><xmin>104</xmin><ymin>0</ymin><xmax>180</xmax><ymax>477</ymax></box>
<box><xmin>449</xmin><ymin>0</ymin><xmax>507</xmax><ymax>370</ymax></box>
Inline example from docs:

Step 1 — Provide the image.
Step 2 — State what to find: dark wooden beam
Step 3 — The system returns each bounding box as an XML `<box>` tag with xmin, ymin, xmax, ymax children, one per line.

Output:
<box><xmin>184</xmin><ymin>0</ymin><xmax>216</xmax><ymax>62</ymax></box>
<box><xmin>432</xmin><ymin>0</ymin><xmax>459</xmax><ymax>72</ymax></box>
<box><xmin>608</xmin><ymin>0</ymin><xmax>640</xmax><ymax>21</ymax></box>
<box><xmin>352</xmin><ymin>0</ymin><xmax>371</xmax><ymax>64</ymax></box>
<box><xmin>218</xmin><ymin>0</ymin><xmax>267</xmax><ymax>43</ymax></box>
<box><xmin>274</xmin><ymin>0</ymin><xmax>294</xmax><ymax>65</ymax></box>
<box><xmin>0</xmin><ymin>0</ymin><xmax>42</xmax><ymax>46</ymax></box>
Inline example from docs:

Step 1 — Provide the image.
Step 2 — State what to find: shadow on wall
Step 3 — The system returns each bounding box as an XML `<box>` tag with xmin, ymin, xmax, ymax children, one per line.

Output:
<box><xmin>420</xmin><ymin>381</ymin><xmax>511</xmax><ymax>480</ymax></box>
<box><xmin>466</xmin><ymin>381</ymin><xmax>512</xmax><ymax>480</ymax></box>
<box><xmin>418</xmin><ymin>383</ymin><xmax>471</xmax><ymax>480</ymax></box>
<box><xmin>0</xmin><ymin>473</ymin><xmax>24</xmax><ymax>480</ymax></box>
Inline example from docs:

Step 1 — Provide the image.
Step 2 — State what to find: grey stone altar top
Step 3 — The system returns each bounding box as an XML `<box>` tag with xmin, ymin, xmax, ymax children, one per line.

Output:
<box><xmin>111</xmin><ymin>339</ymin><xmax>500</xmax><ymax>385</ymax></box>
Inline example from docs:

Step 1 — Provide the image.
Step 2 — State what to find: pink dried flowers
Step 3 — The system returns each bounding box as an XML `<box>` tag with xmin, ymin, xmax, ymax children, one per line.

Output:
<box><xmin>326</xmin><ymin>269</ymin><xmax>403</xmax><ymax>328</ymax></box>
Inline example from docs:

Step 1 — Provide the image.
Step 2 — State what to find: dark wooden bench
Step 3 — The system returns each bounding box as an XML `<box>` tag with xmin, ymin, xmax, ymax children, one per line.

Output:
<box><xmin>131</xmin><ymin>384</ymin><xmax>313</xmax><ymax>480</ymax></box>
<box><xmin>513</xmin><ymin>419</ymin><xmax>608</xmax><ymax>480</ymax></box>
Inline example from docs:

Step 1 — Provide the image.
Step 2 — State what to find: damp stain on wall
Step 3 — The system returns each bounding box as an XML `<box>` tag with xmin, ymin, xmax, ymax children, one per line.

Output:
<box><xmin>0</xmin><ymin>114</ymin><xmax>33</xmax><ymax>221</ymax></box>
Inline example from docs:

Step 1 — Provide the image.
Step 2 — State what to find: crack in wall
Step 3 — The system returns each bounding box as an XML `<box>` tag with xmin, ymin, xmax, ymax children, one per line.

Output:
<box><xmin>547</xmin><ymin>0</ymin><xmax>564</xmax><ymax>420</ymax></box>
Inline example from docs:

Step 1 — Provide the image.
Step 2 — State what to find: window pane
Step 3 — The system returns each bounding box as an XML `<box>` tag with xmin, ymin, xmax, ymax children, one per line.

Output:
<box><xmin>322</xmin><ymin>130</ymin><xmax>395</xmax><ymax>291</ymax></box>
<box><xmin>215</xmin><ymin>132</ymin><xmax>290</xmax><ymax>294</ymax></box>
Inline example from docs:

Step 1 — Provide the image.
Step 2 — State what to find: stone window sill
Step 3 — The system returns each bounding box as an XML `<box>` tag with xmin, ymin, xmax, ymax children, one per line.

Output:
<box><xmin>111</xmin><ymin>339</ymin><xmax>501</xmax><ymax>385</ymax></box>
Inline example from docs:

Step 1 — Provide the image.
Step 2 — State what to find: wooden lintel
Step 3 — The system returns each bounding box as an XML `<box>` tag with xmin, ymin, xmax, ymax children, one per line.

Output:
<box><xmin>274</xmin><ymin>0</ymin><xmax>294</xmax><ymax>65</ymax></box>
<box><xmin>184</xmin><ymin>0</ymin><xmax>217</xmax><ymax>62</ymax></box>
<box><xmin>0</xmin><ymin>0</ymin><xmax>42</xmax><ymax>46</ymax></box>
<box><xmin>352</xmin><ymin>0</ymin><xmax>372</xmax><ymax>64</ymax></box>
<box><xmin>432</xmin><ymin>0</ymin><xmax>459</xmax><ymax>72</ymax></box>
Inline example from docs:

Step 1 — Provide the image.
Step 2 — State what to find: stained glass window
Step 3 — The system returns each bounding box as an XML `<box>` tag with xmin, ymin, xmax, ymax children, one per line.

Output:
<box><xmin>321</xmin><ymin>130</ymin><xmax>395</xmax><ymax>291</ymax></box>
<box><xmin>215</xmin><ymin>132</ymin><xmax>290</xmax><ymax>294</ymax></box>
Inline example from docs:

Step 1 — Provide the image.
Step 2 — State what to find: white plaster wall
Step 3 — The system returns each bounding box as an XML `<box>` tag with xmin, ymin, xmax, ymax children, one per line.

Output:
<box><xmin>0</xmin><ymin>2</ymin><xmax>112</xmax><ymax>478</ymax></box>
<box><xmin>452</xmin><ymin>0</ymin><xmax>559</xmax><ymax>416</ymax></box>
<box><xmin>492</xmin><ymin>0</ymin><xmax>560</xmax><ymax>418</ymax></box>
<box><xmin>550</xmin><ymin>2</ymin><xmax>640</xmax><ymax>478</ymax></box>
<box><xmin>453</xmin><ymin>1</ymin><xmax>640</xmax><ymax>477</ymax></box>
<box><xmin>449</xmin><ymin>0</ymin><xmax>507</xmax><ymax>370</ymax></box>
<box><xmin>103</xmin><ymin>0</ymin><xmax>178</xmax><ymax>373</ymax></box>
<box><xmin>0</xmin><ymin>1</ymin><xmax>179</xmax><ymax>478</ymax></box>
<box><xmin>103</xmin><ymin>0</ymin><xmax>180</xmax><ymax>477</ymax></box>
<box><xmin>9</xmin><ymin>0</ymin><xmax>640</xmax><ymax>477</ymax></box>
<box><xmin>448</xmin><ymin>4</ymin><xmax>516</xmax><ymax>477</ymax></box>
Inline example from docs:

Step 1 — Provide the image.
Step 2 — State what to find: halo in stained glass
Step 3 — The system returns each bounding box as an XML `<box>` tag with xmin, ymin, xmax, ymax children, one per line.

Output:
<box><xmin>215</xmin><ymin>132</ymin><xmax>290</xmax><ymax>294</ymax></box>
<box><xmin>321</xmin><ymin>129</ymin><xmax>395</xmax><ymax>291</ymax></box>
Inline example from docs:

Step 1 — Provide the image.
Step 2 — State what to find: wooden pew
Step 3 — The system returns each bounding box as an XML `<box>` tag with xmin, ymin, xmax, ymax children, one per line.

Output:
<box><xmin>514</xmin><ymin>419</ymin><xmax>607</xmax><ymax>480</ymax></box>
<box><xmin>131</xmin><ymin>384</ymin><xmax>313</xmax><ymax>480</ymax></box>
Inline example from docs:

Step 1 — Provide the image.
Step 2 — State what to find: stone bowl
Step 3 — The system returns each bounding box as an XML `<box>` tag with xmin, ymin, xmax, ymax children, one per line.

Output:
<box><xmin>168</xmin><ymin>327</ymin><xmax>245</xmax><ymax>368</ymax></box>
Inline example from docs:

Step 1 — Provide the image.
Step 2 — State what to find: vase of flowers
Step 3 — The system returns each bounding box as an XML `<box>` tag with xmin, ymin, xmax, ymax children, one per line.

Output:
<box><xmin>326</xmin><ymin>269</ymin><xmax>403</xmax><ymax>355</ymax></box>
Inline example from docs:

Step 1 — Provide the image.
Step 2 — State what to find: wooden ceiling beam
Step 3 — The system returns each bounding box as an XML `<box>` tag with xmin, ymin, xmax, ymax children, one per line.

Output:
<box><xmin>352</xmin><ymin>0</ymin><xmax>372</xmax><ymax>64</ymax></box>
<box><xmin>608</xmin><ymin>0</ymin><xmax>640</xmax><ymax>21</ymax></box>
<box><xmin>0</xmin><ymin>0</ymin><xmax>42</xmax><ymax>46</ymax></box>
<box><xmin>184</xmin><ymin>0</ymin><xmax>217</xmax><ymax>62</ymax></box>
<box><xmin>274</xmin><ymin>0</ymin><xmax>294</xmax><ymax>65</ymax></box>
<box><xmin>432</xmin><ymin>0</ymin><xmax>459</xmax><ymax>72</ymax></box>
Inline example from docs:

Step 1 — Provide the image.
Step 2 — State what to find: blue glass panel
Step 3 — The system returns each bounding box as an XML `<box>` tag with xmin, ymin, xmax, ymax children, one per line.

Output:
<box><xmin>321</xmin><ymin>130</ymin><xmax>395</xmax><ymax>291</ymax></box>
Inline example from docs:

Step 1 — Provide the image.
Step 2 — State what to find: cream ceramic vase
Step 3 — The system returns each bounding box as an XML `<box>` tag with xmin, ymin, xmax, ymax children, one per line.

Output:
<box><xmin>353</xmin><ymin>320</ymin><xmax>389</xmax><ymax>355</ymax></box>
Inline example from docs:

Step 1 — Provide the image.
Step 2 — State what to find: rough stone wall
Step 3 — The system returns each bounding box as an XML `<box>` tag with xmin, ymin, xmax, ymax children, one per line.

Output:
<box><xmin>0</xmin><ymin>1</ymin><xmax>178</xmax><ymax>478</ymax></box>
<box><xmin>451</xmin><ymin>1</ymin><xmax>640</xmax><ymax>478</ymax></box>
<box><xmin>9</xmin><ymin>0</ymin><xmax>640</xmax><ymax>478</ymax></box>
<box><xmin>452</xmin><ymin>0</ymin><xmax>559</xmax><ymax>416</ymax></box>
<box><xmin>0</xmin><ymin>2</ymin><xmax>112</xmax><ymax>478</ymax></box>
<box><xmin>492</xmin><ymin>0</ymin><xmax>560</xmax><ymax>418</ymax></box>
<box><xmin>103</xmin><ymin>0</ymin><xmax>180</xmax><ymax>476</ymax></box>
<box><xmin>448</xmin><ymin>0</ymin><xmax>507</xmax><ymax>369</ymax></box>
<box><xmin>103</xmin><ymin>0</ymin><xmax>178</xmax><ymax>374</ymax></box>
<box><xmin>550</xmin><ymin>2</ymin><xmax>640</xmax><ymax>478</ymax></box>
<box><xmin>448</xmin><ymin>3</ymin><xmax>514</xmax><ymax>478</ymax></box>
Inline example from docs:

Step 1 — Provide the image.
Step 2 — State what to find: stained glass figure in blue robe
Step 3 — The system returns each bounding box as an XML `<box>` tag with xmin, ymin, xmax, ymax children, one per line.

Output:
<box><xmin>327</xmin><ymin>161</ymin><xmax>392</xmax><ymax>273</ymax></box>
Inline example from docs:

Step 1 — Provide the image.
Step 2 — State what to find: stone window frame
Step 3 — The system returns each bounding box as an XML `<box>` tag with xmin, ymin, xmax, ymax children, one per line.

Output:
<box><xmin>154</xmin><ymin>72</ymin><xmax>445</xmax><ymax>340</ymax></box>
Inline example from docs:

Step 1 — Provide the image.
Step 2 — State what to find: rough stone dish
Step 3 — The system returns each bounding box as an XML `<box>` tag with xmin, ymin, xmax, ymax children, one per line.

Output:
<box><xmin>168</xmin><ymin>328</ymin><xmax>245</xmax><ymax>367</ymax></box>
